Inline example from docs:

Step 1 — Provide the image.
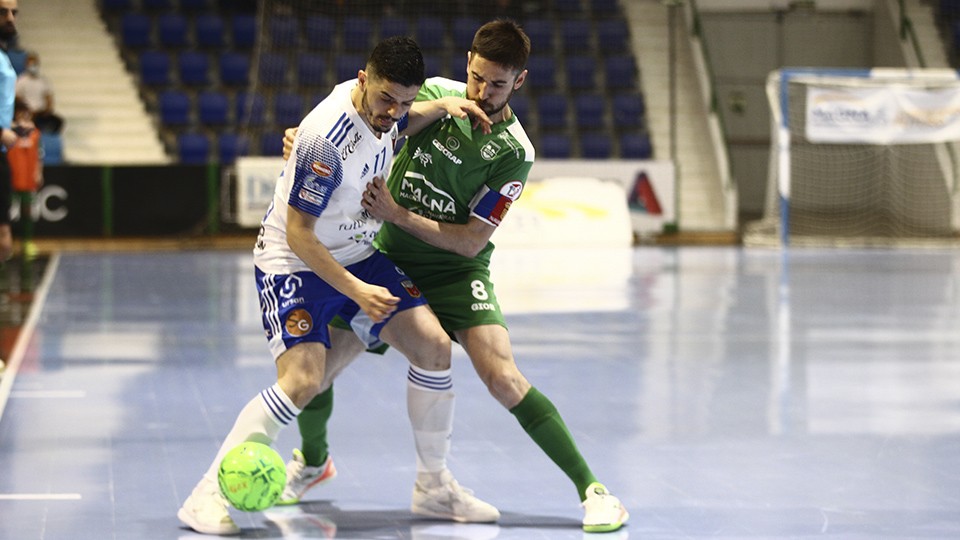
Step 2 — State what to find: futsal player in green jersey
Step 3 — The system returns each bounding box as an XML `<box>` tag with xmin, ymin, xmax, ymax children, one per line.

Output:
<box><xmin>280</xmin><ymin>19</ymin><xmax>629</xmax><ymax>533</ymax></box>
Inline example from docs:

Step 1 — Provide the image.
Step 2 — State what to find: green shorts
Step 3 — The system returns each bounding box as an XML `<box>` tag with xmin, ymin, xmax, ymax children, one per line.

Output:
<box><xmin>333</xmin><ymin>263</ymin><xmax>506</xmax><ymax>350</ymax></box>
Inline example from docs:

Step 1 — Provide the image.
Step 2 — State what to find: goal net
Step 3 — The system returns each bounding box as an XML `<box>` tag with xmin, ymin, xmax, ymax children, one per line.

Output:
<box><xmin>743</xmin><ymin>68</ymin><xmax>960</xmax><ymax>247</ymax></box>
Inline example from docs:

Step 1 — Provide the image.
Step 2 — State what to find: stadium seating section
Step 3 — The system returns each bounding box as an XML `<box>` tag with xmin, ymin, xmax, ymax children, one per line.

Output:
<box><xmin>100</xmin><ymin>0</ymin><xmax>651</xmax><ymax>163</ymax></box>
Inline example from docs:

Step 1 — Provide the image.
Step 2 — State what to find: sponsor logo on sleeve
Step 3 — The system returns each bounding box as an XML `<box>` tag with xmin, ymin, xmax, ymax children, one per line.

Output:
<box><xmin>499</xmin><ymin>181</ymin><xmax>523</xmax><ymax>200</ymax></box>
<box><xmin>311</xmin><ymin>161</ymin><xmax>333</xmax><ymax>177</ymax></box>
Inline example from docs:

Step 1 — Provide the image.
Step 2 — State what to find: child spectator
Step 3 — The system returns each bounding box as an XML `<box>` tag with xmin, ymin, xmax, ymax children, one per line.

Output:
<box><xmin>8</xmin><ymin>97</ymin><xmax>40</xmax><ymax>257</ymax></box>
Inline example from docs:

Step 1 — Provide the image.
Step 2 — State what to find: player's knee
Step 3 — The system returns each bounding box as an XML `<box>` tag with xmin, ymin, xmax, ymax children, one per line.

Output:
<box><xmin>408</xmin><ymin>333</ymin><xmax>451</xmax><ymax>371</ymax></box>
<box><xmin>482</xmin><ymin>365</ymin><xmax>528</xmax><ymax>408</ymax></box>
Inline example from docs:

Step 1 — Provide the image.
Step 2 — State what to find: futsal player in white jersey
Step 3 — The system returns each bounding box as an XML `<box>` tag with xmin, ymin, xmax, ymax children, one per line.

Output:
<box><xmin>178</xmin><ymin>36</ymin><xmax>496</xmax><ymax>536</ymax></box>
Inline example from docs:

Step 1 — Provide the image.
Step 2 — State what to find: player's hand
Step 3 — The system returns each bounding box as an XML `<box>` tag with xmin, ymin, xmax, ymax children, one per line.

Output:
<box><xmin>361</xmin><ymin>176</ymin><xmax>401</xmax><ymax>222</ymax></box>
<box><xmin>440</xmin><ymin>97</ymin><xmax>492</xmax><ymax>135</ymax></box>
<box><xmin>356</xmin><ymin>283</ymin><xmax>399</xmax><ymax>323</ymax></box>
<box><xmin>281</xmin><ymin>127</ymin><xmax>298</xmax><ymax>160</ymax></box>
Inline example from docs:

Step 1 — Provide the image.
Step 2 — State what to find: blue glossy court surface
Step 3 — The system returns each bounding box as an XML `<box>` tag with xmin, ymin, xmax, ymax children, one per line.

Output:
<box><xmin>1</xmin><ymin>246</ymin><xmax>959</xmax><ymax>539</ymax></box>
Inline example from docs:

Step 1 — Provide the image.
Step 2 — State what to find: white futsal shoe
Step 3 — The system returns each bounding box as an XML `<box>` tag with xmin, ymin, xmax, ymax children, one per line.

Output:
<box><xmin>411</xmin><ymin>469</ymin><xmax>500</xmax><ymax>523</ymax></box>
<box><xmin>177</xmin><ymin>476</ymin><xmax>240</xmax><ymax>536</ymax></box>
<box><xmin>277</xmin><ymin>448</ymin><xmax>338</xmax><ymax>505</ymax></box>
<box><xmin>581</xmin><ymin>482</ymin><xmax>629</xmax><ymax>533</ymax></box>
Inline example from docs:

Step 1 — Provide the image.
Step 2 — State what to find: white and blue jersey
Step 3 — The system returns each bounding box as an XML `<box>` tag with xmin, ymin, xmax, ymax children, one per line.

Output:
<box><xmin>254</xmin><ymin>79</ymin><xmax>400</xmax><ymax>273</ymax></box>
<box><xmin>252</xmin><ymin>79</ymin><xmax>425</xmax><ymax>358</ymax></box>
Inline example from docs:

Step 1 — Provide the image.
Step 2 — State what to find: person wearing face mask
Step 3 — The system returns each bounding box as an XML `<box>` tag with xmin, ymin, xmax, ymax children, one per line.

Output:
<box><xmin>16</xmin><ymin>51</ymin><xmax>62</xmax><ymax>134</ymax></box>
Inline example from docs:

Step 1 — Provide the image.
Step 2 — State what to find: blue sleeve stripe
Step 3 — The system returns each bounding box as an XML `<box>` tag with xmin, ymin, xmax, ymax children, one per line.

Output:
<box><xmin>325</xmin><ymin>112</ymin><xmax>348</xmax><ymax>140</ymax></box>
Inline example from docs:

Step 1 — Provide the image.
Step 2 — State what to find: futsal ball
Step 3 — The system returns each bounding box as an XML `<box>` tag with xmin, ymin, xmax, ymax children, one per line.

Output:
<box><xmin>217</xmin><ymin>442</ymin><xmax>287</xmax><ymax>512</ymax></box>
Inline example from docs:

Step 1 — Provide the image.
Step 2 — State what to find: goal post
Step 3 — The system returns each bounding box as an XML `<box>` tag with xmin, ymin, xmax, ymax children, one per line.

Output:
<box><xmin>744</xmin><ymin>68</ymin><xmax>960</xmax><ymax>247</ymax></box>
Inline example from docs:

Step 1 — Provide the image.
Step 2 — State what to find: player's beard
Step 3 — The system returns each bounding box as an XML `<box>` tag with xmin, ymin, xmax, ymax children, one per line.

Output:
<box><xmin>360</xmin><ymin>87</ymin><xmax>396</xmax><ymax>134</ymax></box>
<box><xmin>0</xmin><ymin>23</ymin><xmax>15</xmax><ymax>43</ymax></box>
<box><xmin>471</xmin><ymin>86</ymin><xmax>516</xmax><ymax>118</ymax></box>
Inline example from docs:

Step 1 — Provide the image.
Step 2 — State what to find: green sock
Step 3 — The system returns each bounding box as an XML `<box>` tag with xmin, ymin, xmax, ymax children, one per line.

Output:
<box><xmin>510</xmin><ymin>386</ymin><xmax>597</xmax><ymax>501</ymax></box>
<box><xmin>297</xmin><ymin>386</ymin><xmax>333</xmax><ymax>467</ymax></box>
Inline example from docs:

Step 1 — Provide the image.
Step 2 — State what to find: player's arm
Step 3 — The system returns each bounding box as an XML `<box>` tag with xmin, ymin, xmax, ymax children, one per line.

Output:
<box><xmin>280</xmin><ymin>96</ymin><xmax>492</xmax><ymax>160</ymax></box>
<box><xmin>362</xmin><ymin>176</ymin><xmax>496</xmax><ymax>258</ymax></box>
<box><xmin>285</xmin><ymin>129</ymin><xmax>398</xmax><ymax>321</ymax></box>
<box><xmin>403</xmin><ymin>96</ymin><xmax>491</xmax><ymax>137</ymax></box>
<box><xmin>286</xmin><ymin>205</ymin><xmax>398</xmax><ymax>323</ymax></box>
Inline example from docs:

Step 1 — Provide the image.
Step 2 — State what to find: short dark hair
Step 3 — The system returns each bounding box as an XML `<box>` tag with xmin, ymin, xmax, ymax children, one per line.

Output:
<box><xmin>366</xmin><ymin>36</ymin><xmax>425</xmax><ymax>87</ymax></box>
<box><xmin>471</xmin><ymin>19</ymin><xmax>530</xmax><ymax>74</ymax></box>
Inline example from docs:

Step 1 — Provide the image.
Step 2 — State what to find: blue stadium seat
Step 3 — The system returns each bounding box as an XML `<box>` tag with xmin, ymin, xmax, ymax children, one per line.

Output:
<box><xmin>178</xmin><ymin>132</ymin><xmax>210</xmax><ymax>163</ymax></box>
<box><xmin>304</xmin><ymin>15</ymin><xmax>335</xmax><ymax>50</ymax></box>
<box><xmin>236</xmin><ymin>92</ymin><xmax>265</xmax><ymax>126</ymax></box>
<box><xmin>380</xmin><ymin>17</ymin><xmax>408</xmax><ymax>40</ymax></box>
<box><xmin>231</xmin><ymin>14</ymin><xmax>257</xmax><ymax>49</ymax></box>
<box><xmin>343</xmin><ymin>16</ymin><xmax>373</xmax><ymax>50</ymax></box>
<box><xmin>620</xmin><ymin>133</ymin><xmax>652</xmax><ymax>159</ymax></box>
<box><xmin>560</xmin><ymin>20</ymin><xmax>591</xmax><ymax>51</ymax></box>
<box><xmin>541</xmin><ymin>134</ymin><xmax>571</xmax><ymax>158</ymax></box>
<box><xmin>269</xmin><ymin>15</ymin><xmax>299</xmax><ymax>49</ymax></box>
<box><xmin>198</xmin><ymin>91</ymin><xmax>229</xmax><ymax>126</ymax></box>
<box><xmin>139</xmin><ymin>50</ymin><xmax>171</xmax><ymax>87</ymax></box>
<box><xmin>41</xmin><ymin>133</ymin><xmax>63</xmax><ymax>165</ymax></box>
<box><xmin>604</xmin><ymin>55</ymin><xmax>637</xmax><ymax>90</ymax></box>
<box><xmin>597</xmin><ymin>20</ymin><xmax>629</xmax><ymax>54</ymax></box>
<box><xmin>218</xmin><ymin>133</ymin><xmax>249</xmax><ymax>164</ymax></box>
<box><xmin>260</xmin><ymin>130</ymin><xmax>284</xmax><ymax>157</ymax></box>
<box><xmin>522</xmin><ymin>19</ymin><xmax>553</xmax><ymax>50</ymax></box>
<box><xmin>195</xmin><ymin>14</ymin><xmax>225</xmax><ymax>48</ymax></box>
<box><xmin>452</xmin><ymin>17</ymin><xmax>480</xmax><ymax>51</ymax></box>
<box><xmin>536</xmin><ymin>93</ymin><xmax>568</xmax><ymax>129</ymax></box>
<box><xmin>297</xmin><ymin>53</ymin><xmax>327</xmax><ymax>87</ymax></box>
<box><xmin>574</xmin><ymin>94</ymin><xmax>605</xmax><ymax>130</ymax></box>
<box><xmin>565</xmin><ymin>55</ymin><xmax>596</xmax><ymax>91</ymax></box>
<box><xmin>121</xmin><ymin>14</ymin><xmax>152</xmax><ymax>48</ymax></box>
<box><xmin>273</xmin><ymin>92</ymin><xmax>304</xmax><ymax>128</ymax></box>
<box><xmin>158</xmin><ymin>14</ymin><xmax>188</xmax><ymax>48</ymax></box>
<box><xmin>159</xmin><ymin>90</ymin><xmax>191</xmax><ymax>126</ymax></box>
<box><xmin>219</xmin><ymin>52</ymin><xmax>249</xmax><ymax>86</ymax></box>
<box><xmin>335</xmin><ymin>54</ymin><xmax>364</xmax><ymax>82</ymax></box>
<box><xmin>509</xmin><ymin>94</ymin><xmax>530</xmax><ymax>121</ymax></box>
<box><xmin>581</xmin><ymin>134</ymin><xmax>612</xmax><ymax>158</ymax></box>
<box><xmin>258</xmin><ymin>52</ymin><xmax>289</xmax><ymax>86</ymax></box>
<box><xmin>525</xmin><ymin>55</ymin><xmax>557</xmax><ymax>91</ymax></box>
<box><xmin>612</xmin><ymin>92</ymin><xmax>645</xmax><ymax>127</ymax></box>
<box><xmin>178</xmin><ymin>51</ymin><xmax>209</xmax><ymax>86</ymax></box>
<box><xmin>416</xmin><ymin>17</ymin><xmax>445</xmax><ymax>50</ymax></box>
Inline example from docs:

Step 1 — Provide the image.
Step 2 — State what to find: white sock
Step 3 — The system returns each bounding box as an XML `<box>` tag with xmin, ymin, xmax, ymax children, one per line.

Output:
<box><xmin>202</xmin><ymin>383</ymin><xmax>301</xmax><ymax>482</ymax></box>
<box><xmin>407</xmin><ymin>364</ymin><xmax>454</xmax><ymax>482</ymax></box>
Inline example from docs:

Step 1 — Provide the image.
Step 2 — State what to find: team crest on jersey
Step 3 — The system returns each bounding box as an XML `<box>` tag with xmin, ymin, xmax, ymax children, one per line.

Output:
<box><xmin>311</xmin><ymin>161</ymin><xmax>333</xmax><ymax>177</ymax></box>
<box><xmin>500</xmin><ymin>181</ymin><xmax>523</xmax><ymax>200</ymax></box>
<box><xmin>446</xmin><ymin>136</ymin><xmax>460</xmax><ymax>151</ymax></box>
<box><xmin>480</xmin><ymin>140</ymin><xmax>501</xmax><ymax>161</ymax></box>
<box><xmin>285</xmin><ymin>308</ymin><xmax>313</xmax><ymax>337</ymax></box>
<box><xmin>401</xmin><ymin>280</ymin><xmax>422</xmax><ymax>298</ymax></box>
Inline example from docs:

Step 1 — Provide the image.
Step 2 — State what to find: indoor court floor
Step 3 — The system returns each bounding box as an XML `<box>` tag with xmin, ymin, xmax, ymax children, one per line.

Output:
<box><xmin>1</xmin><ymin>246</ymin><xmax>959</xmax><ymax>539</ymax></box>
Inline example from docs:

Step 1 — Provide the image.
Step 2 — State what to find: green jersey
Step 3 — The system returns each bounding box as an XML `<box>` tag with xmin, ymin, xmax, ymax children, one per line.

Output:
<box><xmin>376</xmin><ymin>77</ymin><xmax>535</xmax><ymax>275</ymax></box>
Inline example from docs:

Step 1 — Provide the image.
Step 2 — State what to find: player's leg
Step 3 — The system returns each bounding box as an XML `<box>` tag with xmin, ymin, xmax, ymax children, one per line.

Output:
<box><xmin>179</xmin><ymin>343</ymin><xmax>323</xmax><ymax>535</ymax></box>
<box><xmin>279</xmin><ymin>326</ymin><xmax>364</xmax><ymax>505</ymax></box>
<box><xmin>179</xmin><ymin>269</ymin><xmax>338</xmax><ymax>535</ymax></box>
<box><xmin>456</xmin><ymin>324</ymin><xmax>629</xmax><ymax>532</ymax></box>
<box><xmin>379</xmin><ymin>305</ymin><xmax>500</xmax><ymax>523</ymax></box>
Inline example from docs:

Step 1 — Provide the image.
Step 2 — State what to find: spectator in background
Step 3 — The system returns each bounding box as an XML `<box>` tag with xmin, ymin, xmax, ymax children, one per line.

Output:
<box><xmin>9</xmin><ymin>97</ymin><xmax>40</xmax><ymax>258</ymax></box>
<box><xmin>0</xmin><ymin>0</ymin><xmax>20</xmax><ymax>263</ymax></box>
<box><xmin>16</xmin><ymin>51</ymin><xmax>62</xmax><ymax>134</ymax></box>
